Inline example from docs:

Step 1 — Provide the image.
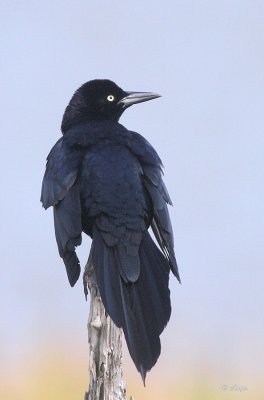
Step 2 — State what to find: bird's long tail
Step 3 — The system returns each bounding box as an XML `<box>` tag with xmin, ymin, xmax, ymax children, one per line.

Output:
<box><xmin>91</xmin><ymin>227</ymin><xmax>171</xmax><ymax>383</ymax></box>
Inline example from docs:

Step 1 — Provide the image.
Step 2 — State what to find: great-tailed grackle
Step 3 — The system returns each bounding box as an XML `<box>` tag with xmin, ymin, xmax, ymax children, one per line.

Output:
<box><xmin>41</xmin><ymin>79</ymin><xmax>180</xmax><ymax>383</ymax></box>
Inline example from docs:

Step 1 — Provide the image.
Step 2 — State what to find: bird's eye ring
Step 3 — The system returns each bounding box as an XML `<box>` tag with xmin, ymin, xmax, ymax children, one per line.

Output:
<box><xmin>107</xmin><ymin>95</ymin><xmax>115</xmax><ymax>102</ymax></box>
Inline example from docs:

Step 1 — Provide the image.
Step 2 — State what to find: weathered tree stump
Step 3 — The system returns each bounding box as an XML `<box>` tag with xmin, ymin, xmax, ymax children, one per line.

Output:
<box><xmin>83</xmin><ymin>257</ymin><xmax>134</xmax><ymax>400</ymax></box>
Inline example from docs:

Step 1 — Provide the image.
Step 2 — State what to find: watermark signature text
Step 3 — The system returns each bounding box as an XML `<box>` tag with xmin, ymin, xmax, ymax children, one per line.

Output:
<box><xmin>221</xmin><ymin>384</ymin><xmax>248</xmax><ymax>392</ymax></box>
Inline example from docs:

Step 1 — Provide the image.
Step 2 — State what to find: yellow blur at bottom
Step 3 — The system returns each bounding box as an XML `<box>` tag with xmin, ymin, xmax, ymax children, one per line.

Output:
<box><xmin>1</xmin><ymin>348</ymin><xmax>87</xmax><ymax>400</ymax></box>
<box><xmin>1</xmin><ymin>347</ymin><xmax>263</xmax><ymax>400</ymax></box>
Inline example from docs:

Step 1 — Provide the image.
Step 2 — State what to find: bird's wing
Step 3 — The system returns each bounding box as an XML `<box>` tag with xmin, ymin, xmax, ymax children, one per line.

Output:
<box><xmin>143</xmin><ymin>165</ymin><xmax>180</xmax><ymax>282</ymax></box>
<box><xmin>41</xmin><ymin>138</ymin><xmax>81</xmax><ymax>209</ymax></box>
<box><xmin>127</xmin><ymin>130</ymin><xmax>180</xmax><ymax>281</ymax></box>
<box><xmin>41</xmin><ymin>138</ymin><xmax>83</xmax><ymax>286</ymax></box>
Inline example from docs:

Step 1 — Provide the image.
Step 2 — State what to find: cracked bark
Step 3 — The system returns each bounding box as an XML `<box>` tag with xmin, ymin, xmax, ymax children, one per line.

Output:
<box><xmin>83</xmin><ymin>257</ymin><xmax>135</xmax><ymax>400</ymax></box>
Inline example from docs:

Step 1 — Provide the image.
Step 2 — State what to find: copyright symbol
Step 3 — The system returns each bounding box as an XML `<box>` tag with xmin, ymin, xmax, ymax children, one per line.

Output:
<box><xmin>221</xmin><ymin>385</ymin><xmax>228</xmax><ymax>391</ymax></box>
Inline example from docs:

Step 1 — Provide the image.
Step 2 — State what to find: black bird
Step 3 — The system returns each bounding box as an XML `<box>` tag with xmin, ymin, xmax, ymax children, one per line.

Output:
<box><xmin>41</xmin><ymin>79</ymin><xmax>180</xmax><ymax>383</ymax></box>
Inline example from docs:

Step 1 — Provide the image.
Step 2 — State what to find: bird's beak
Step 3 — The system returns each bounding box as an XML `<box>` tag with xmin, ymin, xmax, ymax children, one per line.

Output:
<box><xmin>118</xmin><ymin>91</ymin><xmax>161</xmax><ymax>109</ymax></box>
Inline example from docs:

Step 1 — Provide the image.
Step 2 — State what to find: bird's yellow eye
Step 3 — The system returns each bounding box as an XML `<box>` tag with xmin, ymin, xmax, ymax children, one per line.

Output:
<box><xmin>107</xmin><ymin>95</ymin><xmax>115</xmax><ymax>102</ymax></box>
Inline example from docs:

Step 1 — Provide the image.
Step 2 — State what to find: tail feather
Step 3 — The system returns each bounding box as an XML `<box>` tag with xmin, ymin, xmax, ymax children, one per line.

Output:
<box><xmin>92</xmin><ymin>230</ymin><xmax>123</xmax><ymax>327</ymax></box>
<box><xmin>91</xmin><ymin>227</ymin><xmax>171</xmax><ymax>381</ymax></box>
<box><xmin>137</xmin><ymin>232</ymin><xmax>171</xmax><ymax>335</ymax></box>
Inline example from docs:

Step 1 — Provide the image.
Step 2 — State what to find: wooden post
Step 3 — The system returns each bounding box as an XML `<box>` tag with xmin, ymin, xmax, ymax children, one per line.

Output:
<box><xmin>83</xmin><ymin>257</ymin><xmax>134</xmax><ymax>400</ymax></box>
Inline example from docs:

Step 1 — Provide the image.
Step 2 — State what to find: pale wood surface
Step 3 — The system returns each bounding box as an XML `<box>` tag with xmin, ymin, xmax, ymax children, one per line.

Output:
<box><xmin>84</xmin><ymin>257</ymin><xmax>134</xmax><ymax>400</ymax></box>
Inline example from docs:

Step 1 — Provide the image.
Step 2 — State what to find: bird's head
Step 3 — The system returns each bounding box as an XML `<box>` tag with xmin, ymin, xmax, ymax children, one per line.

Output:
<box><xmin>61</xmin><ymin>79</ymin><xmax>161</xmax><ymax>133</ymax></box>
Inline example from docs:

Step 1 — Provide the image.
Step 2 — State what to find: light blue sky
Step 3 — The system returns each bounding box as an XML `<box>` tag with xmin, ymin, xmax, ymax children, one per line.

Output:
<box><xmin>1</xmin><ymin>0</ymin><xmax>264</xmax><ymax>397</ymax></box>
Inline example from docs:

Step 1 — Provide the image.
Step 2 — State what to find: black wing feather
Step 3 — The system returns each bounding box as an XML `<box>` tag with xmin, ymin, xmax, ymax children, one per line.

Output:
<box><xmin>41</xmin><ymin>138</ymin><xmax>83</xmax><ymax>286</ymax></box>
<box><xmin>41</xmin><ymin>138</ymin><xmax>82</xmax><ymax>209</ymax></box>
<box><xmin>143</xmin><ymin>165</ymin><xmax>180</xmax><ymax>282</ymax></box>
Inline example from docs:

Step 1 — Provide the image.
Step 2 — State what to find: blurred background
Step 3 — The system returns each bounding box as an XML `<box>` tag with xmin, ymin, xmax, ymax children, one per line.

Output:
<box><xmin>1</xmin><ymin>1</ymin><xmax>264</xmax><ymax>399</ymax></box>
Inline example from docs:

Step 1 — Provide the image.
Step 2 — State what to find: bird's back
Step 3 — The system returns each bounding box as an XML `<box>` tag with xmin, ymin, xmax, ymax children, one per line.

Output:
<box><xmin>80</xmin><ymin>142</ymin><xmax>147</xmax><ymax>223</ymax></box>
